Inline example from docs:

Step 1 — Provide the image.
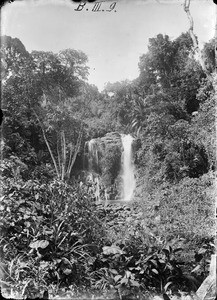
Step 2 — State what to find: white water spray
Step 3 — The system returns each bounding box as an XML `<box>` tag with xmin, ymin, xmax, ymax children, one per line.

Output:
<box><xmin>121</xmin><ymin>134</ymin><xmax>136</xmax><ymax>201</ymax></box>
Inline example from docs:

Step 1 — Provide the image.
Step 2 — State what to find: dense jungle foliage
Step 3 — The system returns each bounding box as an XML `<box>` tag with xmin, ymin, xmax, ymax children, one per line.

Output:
<box><xmin>0</xmin><ymin>31</ymin><xmax>216</xmax><ymax>299</ymax></box>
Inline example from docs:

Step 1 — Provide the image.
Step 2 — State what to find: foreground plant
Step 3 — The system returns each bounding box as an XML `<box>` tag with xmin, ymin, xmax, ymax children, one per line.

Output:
<box><xmin>0</xmin><ymin>173</ymin><xmax>105</xmax><ymax>297</ymax></box>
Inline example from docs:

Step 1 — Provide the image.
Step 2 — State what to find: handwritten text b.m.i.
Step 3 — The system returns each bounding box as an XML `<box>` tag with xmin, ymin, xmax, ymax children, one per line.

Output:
<box><xmin>75</xmin><ymin>1</ymin><xmax>117</xmax><ymax>12</ymax></box>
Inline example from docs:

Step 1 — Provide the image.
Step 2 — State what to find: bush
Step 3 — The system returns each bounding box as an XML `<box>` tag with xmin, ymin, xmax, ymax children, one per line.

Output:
<box><xmin>0</xmin><ymin>172</ymin><xmax>105</xmax><ymax>297</ymax></box>
<box><xmin>158</xmin><ymin>173</ymin><xmax>215</xmax><ymax>238</ymax></box>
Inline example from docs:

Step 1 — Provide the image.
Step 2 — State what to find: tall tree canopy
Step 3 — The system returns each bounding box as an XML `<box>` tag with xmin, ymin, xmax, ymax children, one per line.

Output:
<box><xmin>1</xmin><ymin>36</ymin><xmax>92</xmax><ymax>181</ymax></box>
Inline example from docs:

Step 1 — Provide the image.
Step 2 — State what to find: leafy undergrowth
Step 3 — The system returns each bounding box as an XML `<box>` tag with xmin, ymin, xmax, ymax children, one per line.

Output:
<box><xmin>0</xmin><ymin>162</ymin><xmax>215</xmax><ymax>299</ymax></box>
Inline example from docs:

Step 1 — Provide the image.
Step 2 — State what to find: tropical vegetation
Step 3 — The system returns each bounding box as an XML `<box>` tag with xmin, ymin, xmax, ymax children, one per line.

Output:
<box><xmin>0</xmin><ymin>14</ymin><xmax>216</xmax><ymax>300</ymax></box>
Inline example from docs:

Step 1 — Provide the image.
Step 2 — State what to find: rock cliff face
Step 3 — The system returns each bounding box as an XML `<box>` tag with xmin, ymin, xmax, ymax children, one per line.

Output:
<box><xmin>84</xmin><ymin>132</ymin><xmax>122</xmax><ymax>189</ymax></box>
<box><xmin>99</xmin><ymin>132</ymin><xmax>122</xmax><ymax>187</ymax></box>
<box><xmin>83</xmin><ymin>132</ymin><xmax>137</xmax><ymax>201</ymax></box>
<box><xmin>100</xmin><ymin>132</ymin><xmax>122</xmax><ymax>146</ymax></box>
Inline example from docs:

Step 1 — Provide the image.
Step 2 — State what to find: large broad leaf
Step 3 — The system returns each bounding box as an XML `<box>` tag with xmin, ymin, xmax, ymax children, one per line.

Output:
<box><xmin>114</xmin><ymin>275</ymin><xmax>122</xmax><ymax>282</ymax></box>
<box><xmin>102</xmin><ymin>245</ymin><xmax>125</xmax><ymax>255</ymax></box>
<box><xmin>109</xmin><ymin>268</ymin><xmax>118</xmax><ymax>275</ymax></box>
<box><xmin>130</xmin><ymin>280</ymin><xmax>140</xmax><ymax>287</ymax></box>
<box><xmin>120</xmin><ymin>278</ymin><xmax>129</xmax><ymax>285</ymax></box>
<box><xmin>29</xmin><ymin>240</ymin><xmax>49</xmax><ymax>249</ymax></box>
<box><xmin>125</xmin><ymin>270</ymin><xmax>132</xmax><ymax>278</ymax></box>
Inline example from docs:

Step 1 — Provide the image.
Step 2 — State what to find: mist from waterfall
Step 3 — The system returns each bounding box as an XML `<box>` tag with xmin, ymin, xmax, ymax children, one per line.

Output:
<box><xmin>121</xmin><ymin>134</ymin><xmax>136</xmax><ymax>201</ymax></box>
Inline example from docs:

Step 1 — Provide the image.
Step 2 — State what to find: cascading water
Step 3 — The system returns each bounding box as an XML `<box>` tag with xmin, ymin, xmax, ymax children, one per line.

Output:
<box><xmin>87</xmin><ymin>139</ymin><xmax>99</xmax><ymax>173</ymax></box>
<box><xmin>85</xmin><ymin>139</ymin><xmax>101</xmax><ymax>203</ymax></box>
<box><xmin>94</xmin><ymin>176</ymin><xmax>100</xmax><ymax>203</ymax></box>
<box><xmin>84</xmin><ymin>134</ymin><xmax>135</xmax><ymax>203</ymax></box>
<box><xmin>121</xmin><ymin>134</ymin><xmax>136</xmax><ymax>201</ymax></box>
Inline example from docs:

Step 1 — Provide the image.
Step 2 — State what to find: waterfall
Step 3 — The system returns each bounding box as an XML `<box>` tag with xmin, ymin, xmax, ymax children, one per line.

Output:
<box><xmin>85</xmin><ymin>134</ymin><xmax>136</xmax><ymax>204</ymax></box>
<box><xmin>87</xmin><ymin>139</ymin><xmax>99</xmax><ymax>173</ymax></box>
<box><xmin>121</xmin><ymin>134</ymin><xmax>135</xmax><ymax>201</ymax></box>
<box><xmin>94</xmin><ymin>176</ymin><xmax>100</xmax><ymax>203</ymax></box>
<box><xmin>85</xmin><ymin>139</ymin><xmax>101</xmax><ymax>203</ymax></box>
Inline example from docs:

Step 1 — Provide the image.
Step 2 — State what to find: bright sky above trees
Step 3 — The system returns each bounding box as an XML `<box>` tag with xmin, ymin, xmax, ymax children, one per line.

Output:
<box><xmin>1</xmin><ymin>0</ymin><xmax>215</xmax><ymax>90</ymax></box>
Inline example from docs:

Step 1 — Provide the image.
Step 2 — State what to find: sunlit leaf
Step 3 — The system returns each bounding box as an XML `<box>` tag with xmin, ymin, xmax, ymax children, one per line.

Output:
<box><xmin>130</xmin><ymin>280</ymin><xmax>140</xmax><ymax>287</ymax></box>
<box><xmin>164</xmin><ymin>281</ymin><xmax>173</xmax><ymax>291</ymax></box>
<box><xmin>63</xmin><ymin>268</ymin><xmax>72</xmax><ymax>275</ymax></box>
<box><xmin>102</xmin><ymin>245</ymin><xmax>125</xmax><ymax>255</ymax></box>
<box><xmin>109</xmin><ymin>268</ymin><xmax>118</xmax><ymax>275</ymax></box>
<box><xmin>120</xmin><ymin>278</ymin><xmax>128</xmax><ymax>285</ymax></box>
<box><xmin>197</xmin><ymin>248</ymin><xmax>207</xmax><ymax>255</ymax></box>
<box><xmin>35</xmin><ymin>193</ymin><xmax>39</xmax><ymax>200</ymax></box>
<box><xmin>114</xmin><ymin>275</ymin><xmax>122</xmax><ymax>282</ymax></box>
<box><xmin>29</xmin><ymin>240</ymin><xmax>49</xmax><ymax>249</ymax></box>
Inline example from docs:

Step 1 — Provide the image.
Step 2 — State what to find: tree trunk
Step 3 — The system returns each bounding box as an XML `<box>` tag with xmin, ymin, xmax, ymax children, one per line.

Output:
<box><xmin>57</xmin><ymin>133</ymin><xmax>61</xmax><ymax>176</ymax></box>
<box><xmin>66</xmin><ymin>124</ymin><xmax>83</xmax><ymax>180</ymax></box>
<box><xmin>196</xmin><ymin>254</ymin><xmax>216</xmax><ymax>300</ymax></box>
<box><xmin>215</xmin><ymin>6</ymin><xmax>217</xmax><ymax>73</ymax></box>
<box><xmin>60</xmin><ymin>130</ymin><xmax>66</xmax><ymax>180</ymax></box>
<box><xmin>183</xmin><ymin>0</ymin><xmax>209</xmax><ymax>76</ymax></box>
<box><xmin>33</xmin><ymin>109</ymin><xmax>60</xmax><ymax>179</ymax></box>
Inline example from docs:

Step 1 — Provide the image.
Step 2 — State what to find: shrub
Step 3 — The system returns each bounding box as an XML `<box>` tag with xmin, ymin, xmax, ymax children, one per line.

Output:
<box><xmin>0</xmin><ymin>172</ymin><xmax>105</xmax><ymax>297</ymax></box>
<box><xmin>158</xmin><ymin>173</ymin><xmax>215</xmax><ymax>239</ymax></box>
